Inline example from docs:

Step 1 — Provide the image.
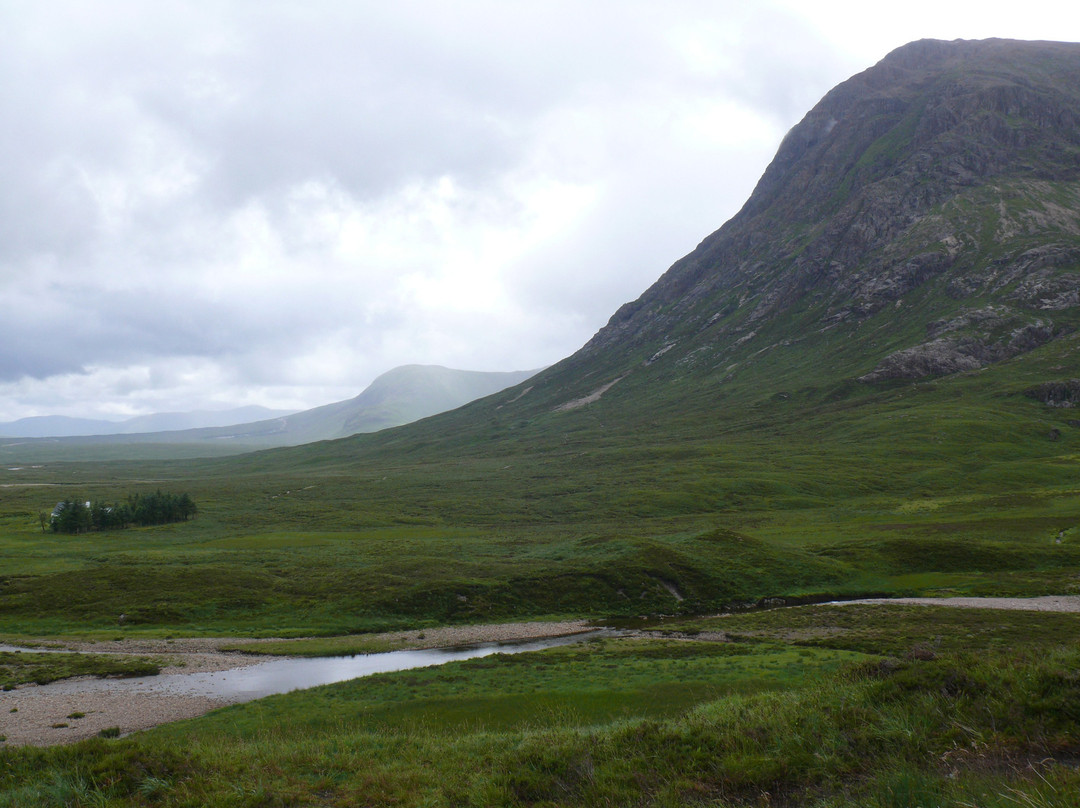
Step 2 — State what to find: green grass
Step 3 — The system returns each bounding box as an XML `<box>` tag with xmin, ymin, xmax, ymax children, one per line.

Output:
<box><xmin>0</xmin><ymin>651</ymin><xmax>159</xmax><ymax>689</ymax></box>
<box><xmin>162</xmin><ymin>638</ymin><xmax>869</xmax><ymax>740</ymax></box>
<box><xmin>655</xmin><ymin>602</ymin><xmax>1080</xmax><ymax>657</ymax></box>
<box><xmin>4</xmin><ymin>382</ymin><xmax>1080</xmax><ymax>636</ymax></box>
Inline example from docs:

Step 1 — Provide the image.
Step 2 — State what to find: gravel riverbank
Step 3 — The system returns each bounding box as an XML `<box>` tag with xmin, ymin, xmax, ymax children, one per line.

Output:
<box><xmin>832</xmin><ymin>595</ymin><xmax>1080</xmax><ymax>612</ymax></box>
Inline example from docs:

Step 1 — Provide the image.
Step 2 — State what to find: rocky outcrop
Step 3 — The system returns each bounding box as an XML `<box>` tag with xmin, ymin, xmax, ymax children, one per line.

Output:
<box><xmin>1025</xmin><ymin>380</ymin><xmax>1080</xmax><ymax>407</ymax></box>
<box><xmin>947</xmin><ymin>244</ymin><xmax>1080</xmax><ymax>302</ymax></box>
<box><xmin>828</xmin><ymin>251</ymin><xmax>956</xmax><ymax>321</ymax></box>
<box><xmin>860</xmin><ymin>306</ymin><xmax>1059</xmax><ymax>381</ymax></box>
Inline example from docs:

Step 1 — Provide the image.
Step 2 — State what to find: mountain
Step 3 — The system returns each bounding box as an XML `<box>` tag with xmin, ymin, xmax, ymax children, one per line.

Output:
<box><xmin>243</xmin><ymin>38</ymin><xmax>1080</xmax><ymax>547</ymax></box>
<box><xmin>0</xmin><ymin>407</ymin><xmax>293</xmax><ymax>438</ymax></box>
<box><xmin>0</xmin><ymin>365</ymin><xmax>539</xmax><ymax>460</ymax></box>
<box><xmin>536</xmin><ymin>38</ymin><xmax>1080</xmax><ymax>406</ymax></box>
<box><xmin>115</xmin><ymin>407</ymin><xmax>297</xmax><ymax>435</ymax></box>
<box><xmin>178</xmin><ymin>364</ymin><xmax>541</xmax><ymax>447</ymax></box>
<box><xmin>331</xmin><ymin>38</ymin><xmax>1080</xmax><ymax>442</ymax></box>
<box><xmin>0</xmin><ymin>415</ymin><xmax>124</xmax><ymax>438</ymax></box>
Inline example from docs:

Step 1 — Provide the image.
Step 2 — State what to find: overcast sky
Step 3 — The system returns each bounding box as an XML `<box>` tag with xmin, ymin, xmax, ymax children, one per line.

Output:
<box><xmin>2</xmin><ymin>1</ymin><xmax>1079</xmax><ymax>421</ymax></box>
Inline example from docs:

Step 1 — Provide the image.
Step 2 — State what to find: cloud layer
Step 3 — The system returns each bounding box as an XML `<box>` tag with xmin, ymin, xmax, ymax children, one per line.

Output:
<box><xmin>2</xmin><ymin>0</ymin><xmax>1078</xmax><ymax>419</ymax></box>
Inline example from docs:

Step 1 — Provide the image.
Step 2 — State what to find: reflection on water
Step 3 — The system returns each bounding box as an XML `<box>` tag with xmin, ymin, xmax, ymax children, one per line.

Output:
<box><xmin>17</xmin><ymin>630</ymin><xmax>613</xmax><ymax>702</ymax></box>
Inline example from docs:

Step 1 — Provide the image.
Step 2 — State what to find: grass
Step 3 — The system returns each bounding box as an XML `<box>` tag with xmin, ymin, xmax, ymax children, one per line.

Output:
<box><xmin>0</xmin><ymin>651</ymin><xmax>159</xmax><ymax>689</ymax></box>
<box><xmin>165</xmin><ymin>638</ymin><xmax>870</xmax><ymax>740</ymax></box>
<box><xmin>655</xmin><ymin>602</ymin><xmax>1080</xmax><ymax>656</ymax></box>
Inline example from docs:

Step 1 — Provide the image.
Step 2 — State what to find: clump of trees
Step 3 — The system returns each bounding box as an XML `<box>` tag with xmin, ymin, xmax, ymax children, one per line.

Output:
<box><xmin>48</xmin><ymin>491</ymin><xmax>197</xmax><ymax>534</ymax></box>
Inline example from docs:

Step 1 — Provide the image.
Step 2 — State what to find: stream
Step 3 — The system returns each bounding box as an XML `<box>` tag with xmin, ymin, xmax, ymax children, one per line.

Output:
<box><xmin>3</xmin><ymin>630</ymin><xmax>615</xmax><ymax>703</ymax></box>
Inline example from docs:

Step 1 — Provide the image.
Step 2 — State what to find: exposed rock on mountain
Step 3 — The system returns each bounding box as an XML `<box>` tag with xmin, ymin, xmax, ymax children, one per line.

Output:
<box><xmin>860</xmin><ymin>305</ymin><xmax>1060</xmax><ymax>381</ymax></box>
<box><xmin>1025</xmin><ymin>379</ymin><xmax>1080</xmax><ymax>407</ymax></box>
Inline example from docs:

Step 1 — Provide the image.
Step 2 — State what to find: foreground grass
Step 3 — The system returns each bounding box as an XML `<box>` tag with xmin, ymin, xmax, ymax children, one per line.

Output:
<box><xmin>2</xmin><ymin>606</ymin><xmax>1079</xmax><ymax>806</ymax></box>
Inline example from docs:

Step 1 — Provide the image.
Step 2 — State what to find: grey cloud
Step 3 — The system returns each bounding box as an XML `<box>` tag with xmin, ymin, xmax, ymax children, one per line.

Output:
<box><xmin>0</xmin><ymin>0</ymin><xmax>860</xmax><ymax>419</ymax></box>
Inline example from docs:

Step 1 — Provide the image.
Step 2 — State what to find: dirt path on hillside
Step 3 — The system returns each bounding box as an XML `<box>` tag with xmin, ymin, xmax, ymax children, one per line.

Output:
<box><xmin>0</xmin><ymin>620</ymin><xmax>593</xmax><ymax>747</ymax></box>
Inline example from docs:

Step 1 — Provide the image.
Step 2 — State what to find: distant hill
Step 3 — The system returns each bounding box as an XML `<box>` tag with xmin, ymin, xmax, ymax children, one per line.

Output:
<box><xmin>161</xmin><ymin>364</ymin><xmax>540</xmax><ymax>448</ymax></box>
<box><xmin>267</xmin><ymin>364</ymin><xmax>543</xmax><ymax>444</ymax></box>
<box><xmin>0</xmin><ymin>365</ymin><xmax>539</xmax><ymax>460</ymax></box>
<box><xmin>0</xmin><ymin>407</ymin><xmax>294</xmax><ymax>438</ymax></box>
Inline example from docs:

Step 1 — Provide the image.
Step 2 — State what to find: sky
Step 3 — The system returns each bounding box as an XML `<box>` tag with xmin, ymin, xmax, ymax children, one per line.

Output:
<box><xmin>2</xmin><ymin>1</ymin><xmax>1079</xmax><ymax>421</ymax></box>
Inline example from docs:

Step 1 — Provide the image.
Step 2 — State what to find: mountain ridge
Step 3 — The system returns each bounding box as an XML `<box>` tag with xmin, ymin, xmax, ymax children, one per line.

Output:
<box><xmin>0</xmin><ymin>406</ymin><xmax>295</xmax><ymax>439</ymax></box>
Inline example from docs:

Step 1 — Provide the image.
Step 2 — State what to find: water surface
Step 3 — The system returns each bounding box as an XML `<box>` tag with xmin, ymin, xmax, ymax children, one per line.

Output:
<box><xmin>14</xmin><ymin>630</ymin><xmax>613</xmax><ymax>702</ymax></box>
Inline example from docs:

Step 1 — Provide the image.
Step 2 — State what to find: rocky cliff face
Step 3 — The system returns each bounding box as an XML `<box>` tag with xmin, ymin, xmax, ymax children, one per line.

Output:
<box><xmin>561</xmin><ymin>39</ymin><xmax>1080</xmax><ymax>392</ymax></box>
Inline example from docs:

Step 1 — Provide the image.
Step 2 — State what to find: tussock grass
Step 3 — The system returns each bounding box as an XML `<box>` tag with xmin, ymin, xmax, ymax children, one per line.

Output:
<box><xmin>0</xmin><ymin>652</ymin><xmax>158</xmax><ymax>689</ymax></box>
<box><xmin>660</xmin><ymin>603</ymin><xmax>1080</xmax><ymax>657</ymax></box>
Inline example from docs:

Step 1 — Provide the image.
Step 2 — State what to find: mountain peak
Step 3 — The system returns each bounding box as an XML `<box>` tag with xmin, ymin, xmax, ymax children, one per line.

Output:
<box><xmin>550</xmin><ymin>39</ymin><xmax>1080</xmax><ymax>398</ymax></box>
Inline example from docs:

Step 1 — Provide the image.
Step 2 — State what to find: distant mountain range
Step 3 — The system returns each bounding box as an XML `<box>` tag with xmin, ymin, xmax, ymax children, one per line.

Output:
<box><xmin>171</xmin><ymin>364</ymin><xmax>540</xmax><ymax>448</ymax></box>
<box><xmin>0</xmin><ymin>407</ymin><xmax>296</xmax><ymax>438</ymax></box>
<box><xmin>0</xmin><ymin>365</ymin><xmax>539</xmax><ymax>458</ymax></box>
